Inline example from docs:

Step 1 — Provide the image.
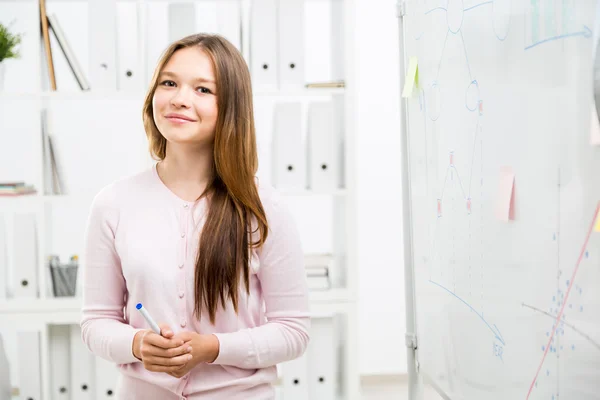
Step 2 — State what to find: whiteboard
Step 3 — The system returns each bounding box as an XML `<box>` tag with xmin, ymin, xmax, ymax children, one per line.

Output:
<box><xmin>400</xmin><ymin>1</ymin><xmax>600</xmax><ymax>399</ymax></box>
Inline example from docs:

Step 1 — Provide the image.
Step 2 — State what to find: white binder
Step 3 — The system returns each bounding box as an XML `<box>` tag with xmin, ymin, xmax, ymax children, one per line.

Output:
<box><xmin>278</xmin><ymin>0</ymin><xmax>305</xmax><ymax>89</ymax></box>
<box><xmin>280</xmin><ymin>352</ymin><xmax>309</xmax><ymax>400</ymax></box>
<box><xmin>0</xmin><ymin>215</ymin><xmax>6</xmax><ymax>300</ymax></box>
<box><xmin>17</xmin><ymin>331</ymin><xmax>42</xmax><ymax>400</ymax></box>
<box><xmin>70</xmin><ymin>325</ymin><xmax>95</xmax><ymax>400</ymax></box>
<box><xmin>12</xmin><ymin>213</ymin><xmax>38</xmax><ymax>298</ymax></box>
<box><xmin>0</xmin><ymin>334</ymin><xmax>10</xmax><ymax>400</ymax></box>
<box><xmin>250</xmin><ymin>0</ymin><xmax>278</xmax><ymax>91</ymax></box>
<box><xmin>145</xmin><ymin>2</ymin><xmax>170</xmax><ymax>84</ymax></box>
<box><xmin>307</xmin><ymin>101</ymin><xmax>341</xmax><ymax>191</ymax></box>
<box><xmin>196</xmin><ymin>1</ymin><xmax>218</xmax><ymax>34</ymax></box>
<box><xmin>88</xmin><ymin>0</ymin><xmax>117</xmax><ymax>90</ymax></box>
<box><xmin>307</xmin><ymin>317</ymin><xmax>337</xmax><ymax>399</ymax></box>
<box><xmin>217</xmin><ymin>0</ymin><xmax>242</xmax><ymax>51</ymax></box>
<box><xmin>49</xmin><ymin>325</ymin><xmax>71</xmax><ymax>400</ymax></box>
<box><xmin>168</xmin><ymin>2</ymin><xmax>197</xmax><ymax>43</ymax></box>
<box><xmin>271</xmin><ymin>102</ymin><xmax>306</xmax><ymax>190</ymax></box>
<box><xmin>95</xmin><ymin>356</ymin><xmax>119</xmax><ymax>399</ymax></box>
<box><xmin>116</xmin><ymin>2</ymin><xmax>142</xmax><ymax>92</ymax></box>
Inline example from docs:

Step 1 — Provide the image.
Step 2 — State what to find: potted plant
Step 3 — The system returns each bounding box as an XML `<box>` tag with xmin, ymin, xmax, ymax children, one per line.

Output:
<box><xmin>0</xmin><ymin>22</ymin><xmax>22</xmax><ymax>91</ymax></box>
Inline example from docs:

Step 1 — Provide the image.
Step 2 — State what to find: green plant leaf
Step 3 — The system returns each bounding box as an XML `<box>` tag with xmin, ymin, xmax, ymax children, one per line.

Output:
<box><xmin>0</xmin><ymin>22</ymin><xmax>23</xmax><ymax>62</ymax></box>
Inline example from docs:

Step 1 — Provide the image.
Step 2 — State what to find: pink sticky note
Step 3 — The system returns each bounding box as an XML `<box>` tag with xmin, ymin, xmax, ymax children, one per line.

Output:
<box><xmin>591</xmin><ymin>105</ymin><xmax>600</xmax><ymax>146</ymax></box>
<box><xmin>496</xmin><ymin>166</ymin><xmax>515</xmax><ymax>222</ymax></box>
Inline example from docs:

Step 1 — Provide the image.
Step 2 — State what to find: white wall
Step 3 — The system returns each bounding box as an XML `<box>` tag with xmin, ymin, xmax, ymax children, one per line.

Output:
<box><xmin>354</xmin><ymin>0</ymin><xmax>407</xmax><ymax>375</ymax></box>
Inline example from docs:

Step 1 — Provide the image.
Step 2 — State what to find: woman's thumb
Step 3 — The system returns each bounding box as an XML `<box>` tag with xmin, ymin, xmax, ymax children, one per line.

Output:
<box><xmin>158</xmin><ymin>323</ymin><xmax>173</xmax><ymax>338</ymax></box>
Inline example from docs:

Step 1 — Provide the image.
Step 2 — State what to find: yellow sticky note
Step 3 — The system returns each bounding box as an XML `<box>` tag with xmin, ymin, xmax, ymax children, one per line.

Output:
<box><xmin>594</xmin><ymin>207</ymin><xmax>600</xmax><ymax>232</ymax></box>
<box><xmin>402</xmin><ymin>56</ymin><xmax>419</xmax><ymax>98</ymax></box>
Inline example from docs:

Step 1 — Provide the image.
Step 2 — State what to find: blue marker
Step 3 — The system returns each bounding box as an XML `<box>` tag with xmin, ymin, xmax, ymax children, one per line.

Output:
<box><xmin>136</xmin><ymin>303</ymin><xmax>161</xmax><ymax>334</ymax></box>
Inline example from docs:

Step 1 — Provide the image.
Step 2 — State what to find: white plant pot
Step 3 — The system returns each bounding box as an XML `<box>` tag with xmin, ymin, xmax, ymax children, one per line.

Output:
<box><xmin>0</xmin><ymin>62</ymin><xmax>4</xmax><ymax>92</ymax></box>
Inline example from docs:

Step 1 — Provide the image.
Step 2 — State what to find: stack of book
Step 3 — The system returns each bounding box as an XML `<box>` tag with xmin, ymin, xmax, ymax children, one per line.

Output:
<box><xmin>305</xmin><ymin>253</ymin><xmax>334</xmax><ymax>291</ymax></box>
<box><xmin>0</xmin><ymin>182</ymin><xmax>36</xmax><ymax>196</ymax></box>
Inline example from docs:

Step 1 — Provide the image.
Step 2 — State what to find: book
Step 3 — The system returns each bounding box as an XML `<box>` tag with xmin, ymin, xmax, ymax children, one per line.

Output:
<box><xmin>0</xmin><ymin>185</ymin><xmax>36</xmax><ymax>196</ymax></box>
<box><xmin>39</xmin><ymin>0</ymin><xmax>57</xmax><ymax>90</ymax></box>
<box><xmin>305</xmin><ymin>80</ymin><xmax>345</xmax><ymax>89</ymax></box>
<box><xmin>47</xmin><ymin>13</ymin><xmax>90</xmax><ymax>91</ymax></box>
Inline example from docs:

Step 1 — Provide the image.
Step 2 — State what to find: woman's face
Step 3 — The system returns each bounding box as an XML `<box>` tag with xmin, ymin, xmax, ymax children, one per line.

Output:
<box><xmin>152</xmin><ymin>47</ymin><xmax>218</xmax><ymax>149</ymax></box>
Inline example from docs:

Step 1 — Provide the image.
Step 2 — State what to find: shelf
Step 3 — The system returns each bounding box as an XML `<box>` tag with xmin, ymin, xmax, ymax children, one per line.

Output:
<box><xmin>280</xmin><ymin>188</ymin><xmax>347</xmax><ymax>196</ymax></box>
<box><xmin>0</xmin><ymin>194</ymin><xmax>44</xmax><ymax>212</ymax></box>
<box><xmin>0</xmin><ymin>297</ymin><xmax>80</xmax><ymax>314</ymax></box>
<box><xmin>0</xmin><ymin>288</ymin><xmax>354</xmax><ymax>316</ymax></box>
<box><xmin>0</xmin><ymin>87</ymin><xmax>344</xmax><ymax>101</ymax></box>
<box><xmin>254</xmin><ymin>87</ymin><xmax>345</xmax><ymax>97</ymax></box>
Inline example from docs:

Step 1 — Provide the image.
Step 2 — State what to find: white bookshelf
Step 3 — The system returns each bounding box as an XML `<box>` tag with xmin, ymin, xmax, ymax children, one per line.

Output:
<box><xmin>0</xmin><ymin>0</ymin><xmax>359</xmax><ymax>399</ymax></box>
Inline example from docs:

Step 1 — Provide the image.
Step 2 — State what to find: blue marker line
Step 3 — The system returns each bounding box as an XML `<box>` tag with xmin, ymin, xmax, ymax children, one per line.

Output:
<box><xmin>460</xmin><ymin>31</ymin><xmax>473</xmax><ymax>80</ymax></box>
<box><xmin>430</xmin><ymin>280</ymin><xmax>506</xmax><ymax>345</ymax></box>
<box><xmin>525</xmin><ymin>25</ymin><xmax>592</xmax><ymax>50</ymax></box>
<box><xmin>425</xmin><ymin>7</ymin><xmax>447</xmax><ymax>15</ymax></box>
<box><xmin>464</xmin><ymin>1</ymin><xmax>493</xmax><ymax>12</ymax></box>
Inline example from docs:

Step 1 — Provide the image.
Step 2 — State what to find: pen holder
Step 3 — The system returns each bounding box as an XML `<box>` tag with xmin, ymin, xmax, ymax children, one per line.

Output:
<box><xmin>48</xmin><ymin>255</ymin><xmax>78</xmax><ymax>297</ymax></box>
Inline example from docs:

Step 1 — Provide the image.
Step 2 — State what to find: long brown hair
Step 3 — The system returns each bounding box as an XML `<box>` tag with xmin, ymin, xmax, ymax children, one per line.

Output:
<box><xmin>142</xmin><ymin>34</ymin><xmax>269</xmax><ymax>324</ymax></box>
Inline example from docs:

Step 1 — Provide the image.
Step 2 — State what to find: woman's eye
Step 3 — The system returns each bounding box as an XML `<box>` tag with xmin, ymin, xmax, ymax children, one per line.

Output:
<box><xmin>197</xmin><ymin>87</ymin><xmax>212</xmax><ymax>94</ymax></box>
<box><xmin>160</xmin><ymin>80</ymin><xmax>176</xmax><ymax>87</ymax></box>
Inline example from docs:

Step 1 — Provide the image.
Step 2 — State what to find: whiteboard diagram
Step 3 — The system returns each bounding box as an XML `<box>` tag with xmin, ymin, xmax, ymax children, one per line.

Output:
<box><xmin>401</xmin><ymin>1</ymin><xmax>600</xmax><ymax>399</ymax></box>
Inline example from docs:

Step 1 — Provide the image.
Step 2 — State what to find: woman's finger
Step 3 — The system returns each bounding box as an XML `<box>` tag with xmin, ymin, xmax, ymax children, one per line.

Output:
<box><xmin>143</xmin><ymin>353</ymin><xmax>192</xmax><ymax>367</ymax></box>
<box><xmin>143</xmin><ymin>332</ymin><xmax>183</xmax><ymax>349</ymax></box>
<box><xmin>158</xmin><ymin>323</ymin><xmax>174</xmax><ymax>338</ymax></box>
<box><xmin>141</xmin><ymin>342</ymin><xmax>192</xmax><ymax>359</ymax></box>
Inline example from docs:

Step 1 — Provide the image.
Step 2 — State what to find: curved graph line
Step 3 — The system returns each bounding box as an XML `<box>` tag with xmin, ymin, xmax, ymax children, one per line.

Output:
<box><xmin>492</xmin><ymin>0</ymin><xmax>511</xmax><ymax>41</ymax></box>
<box><xmin>429</xmin><ymin>280</ymin><xmax>505</xmax><ymax>345</ymax></box>
<box><xmin>525</xmin><ymin>25</ymin><xmax>592</xmax><ymax>50</ymax></box>
<box><xmin>464</xmin><ymin>1</ymin><xmax>493</xmax><ymax>12</ymax></box>
<box><xmin>521</xmin><ymin>302</ymin><xmax>600</xmax><ymax>352</ymax></box>
<box><xmin>426</xmin><ymin>7</ymin><xmax>447</xmax><ymax>15</ymax></box>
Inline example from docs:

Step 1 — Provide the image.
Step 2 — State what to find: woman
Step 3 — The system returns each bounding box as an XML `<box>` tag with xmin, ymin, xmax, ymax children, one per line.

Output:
<box><xmin>81</xmin><ymin>33</ymin><xmax>310</xmax><ymax>399</ymax></box>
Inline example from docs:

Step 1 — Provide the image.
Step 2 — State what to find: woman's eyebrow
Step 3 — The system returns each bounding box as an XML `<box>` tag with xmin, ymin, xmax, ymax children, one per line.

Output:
<box><xmin>159</xmin><ymin>71</ymin><xmax>215</xmax><ymax>84</ymax></box>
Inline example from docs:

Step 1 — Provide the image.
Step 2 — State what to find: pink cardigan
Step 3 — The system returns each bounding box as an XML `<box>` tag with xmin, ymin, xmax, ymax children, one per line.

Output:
<box><xmin>80</xmin><ymin>164</ymin><xmax>310</xmax><ymax>399</ymax></box>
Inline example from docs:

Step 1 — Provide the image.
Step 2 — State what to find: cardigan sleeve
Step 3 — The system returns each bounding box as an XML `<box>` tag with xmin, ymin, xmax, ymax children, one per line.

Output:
<box><xmin>80</xmin><ymin>185</ymin><xmax>143</xmax><ymax>365</ymax></box>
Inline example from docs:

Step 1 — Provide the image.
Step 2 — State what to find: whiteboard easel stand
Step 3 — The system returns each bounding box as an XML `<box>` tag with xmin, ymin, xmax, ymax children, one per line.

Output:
<box><xmin>396</xmin><ymin>2</ymin><xmax>421</xmax><ymax>400</ymax></box>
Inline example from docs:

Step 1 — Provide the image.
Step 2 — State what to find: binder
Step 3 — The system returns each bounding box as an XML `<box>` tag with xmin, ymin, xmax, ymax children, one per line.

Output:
<box><xmin>195</xmin><ymin>1</ymin><xmax>218</xmax><ymax>34</ymax></box>
<box><xmin>278</xmin><ymin>0</ymin><xmax>305</xmax><ymax>89</ymax></box>
<box><xmin>70</xmin><ymin>325</ymin><xmax>95</xmax><ymax>400</ymax></box>
<box><xmin>49</xmin><ymin>325</ymin><xmax>71</xmax><ymax>400</ymax></box>
<box><xmin>250</xmin><ymin>0</ymin><xmax>278</xmax><ymax>91</ymax></box>
<box><xmin>17</xmin><ymin>331</ymin><xmax>42</xmax><ymax>400</ymax></box>
<box><xmin>271</xmin><ymin>102</ymin><xmax>306</xmax><ymax>190</ymax></box>
<box><xmin>216</xmin><ymin>0</ymin><xmax>242</xmax><ymax>51</ymax></box>
<box><xmin>168</xmin><ymin>2</ymin><xmax>197</xmax><ymax>43</ymax></box>
<box><xmin>12</xmin><ymin>213</ymin><xmax>38</xmax><ymax>298</ymax></box>
<box><xmin>95</xmin><ymin>356</ymin><xmax>119</xmax><ymax>400</ymax></box>
<box><xmin>307</xmin><ymin>317</ymin><xmax>337</xmax><ymax>399</ymax></box>
<box><xmin>145</xmin><ymin>2</ymin><xmax>170</xmax><ymax>84</ymax></box>
<box><xmin>0</xmin><ymin>215</ymin><xmax>6</xmax><ymax>300</ymax></box>
<box><xmin>116</xmin><ymin>2</ymin><xmax>142</xmax><ymax>92</ymax></box>
<box><xmin>307</xmin><ymin>101</ymin><xmax>341</xmax><ymax>191</ymax></box>
<box><xmin>0</xmin><ymin>334</ymin><xmax>10</xmax><ymax>400</ymax></box>
<box><xmin>280</xmin><ymin>352</ymin><xmax>309</xmax><ymax>399</ymax></box>
<box><xmin>88</xmin><ymin>0</ymin><xmax>117</xmax><ymax>90</ymax></box>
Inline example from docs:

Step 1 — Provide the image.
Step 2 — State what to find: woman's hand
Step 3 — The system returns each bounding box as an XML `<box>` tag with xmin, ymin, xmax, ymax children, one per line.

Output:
<box><xmin>133</xmin><ymin>323</ymin><xmax>194</xmax><ymax>374</ymax></box>
<box><xmin>166</xmin><ymin>332</ymin><xmax>220</xmax><ymax>378</ymax></box>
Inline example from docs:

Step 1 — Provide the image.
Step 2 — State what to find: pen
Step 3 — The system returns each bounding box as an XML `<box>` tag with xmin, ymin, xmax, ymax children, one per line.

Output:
<box><xmin>136</xmin><ymin>303</ymin><xmax>161</xmax><ymax>334</ymax></box>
